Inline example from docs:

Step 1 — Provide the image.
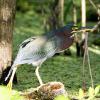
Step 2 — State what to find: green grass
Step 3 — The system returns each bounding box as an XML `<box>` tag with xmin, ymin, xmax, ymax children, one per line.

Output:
<box><xmin>12</xmin><ymin>11</ymin><xmax>100</xmax><ymax>96</ymax></box>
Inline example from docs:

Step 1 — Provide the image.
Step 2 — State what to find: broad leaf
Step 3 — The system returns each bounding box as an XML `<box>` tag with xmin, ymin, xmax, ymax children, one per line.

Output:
<box><xmin>95</xmin><ymin>85</ymin><xmax>100</xmax><ymax>95</ymax></box>
<box><xmin>88</xmin><ymin>87</ymin><xmax>95</xmax><ymax>99</ymax></box>
<box><xmin>78</xmin><ymin>88</ymin><xmax>84</xmax><ymax>99</ymax></box>
<box><xmin>54</xmin><ymin>95</ymin><xmax>70</xmax><ymax>100</ymax></box>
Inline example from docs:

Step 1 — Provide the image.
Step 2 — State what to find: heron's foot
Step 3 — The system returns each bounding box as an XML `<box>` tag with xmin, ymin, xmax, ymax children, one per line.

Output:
<box><xmin>39</xmin><ymin>81</ymin><xmax>44</xmax><ymax>86</ymax></box>
<box><xmin>40</xmin><ymin>83</ymin><xmax>44</xmax><ymax>87</ymax></box>
<box><xmin>36</xmin><ymin>82</ymin><xmax>44</xmax><ymax>90</ymax></box>
<box><xmin>7</xmin><ymin>81</ymin><xmax>12</xmax><ymax>90</ymax></box>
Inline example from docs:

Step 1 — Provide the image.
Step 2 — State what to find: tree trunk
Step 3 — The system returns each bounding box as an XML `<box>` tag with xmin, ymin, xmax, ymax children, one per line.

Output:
<box><xmin>98</xmin><ymin>5</ymin><xmax>100</xmax><ymax>32</ymax></box>
<box><xmin>81</xmin><ymin>0</ymin><xmax>86</xmax><ymax>39</ymax></box>
<box><xmin>81</xmin><ymin>0</ymin><xmax>86</xmax><ymax>91</ymax></box>
<box><xmin>75</xmin><ymin>0</ymin><xmax>86</xmax><ymax>57</ymax></box>
<box><xmin>46</xmin><ymin>0</ymin><xmax>64</xmax><ymax>30</ymax></box>
<box><xmin>73</xmin><ymin>2</ymin><xmax>80</xmax><ymax>57</ymax></box>
<box><xmin>0</xmin><ymin>0</ymin><xmax>16</xmax><ymax>74</ymax></box>
<box><xmin>73</xmin><ymin>3</ymin><xmax>77</xmax><ymax>25</ymax></box>
<box><xmin>58</xmin><ymin>0</ymin><xmax>64</xmax><ymax>26</ymax></box>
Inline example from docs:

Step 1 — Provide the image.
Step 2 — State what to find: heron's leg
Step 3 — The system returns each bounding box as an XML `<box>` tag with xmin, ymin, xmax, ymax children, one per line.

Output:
<box><xmin>35</xmin><ymin>66</ymin><xmax>43</xmax><ymax>85</ymax></box>
<box><xmin>7</xmin><ymin>67</ymin><xmax>17</xmax><ymax>90</ymax></box>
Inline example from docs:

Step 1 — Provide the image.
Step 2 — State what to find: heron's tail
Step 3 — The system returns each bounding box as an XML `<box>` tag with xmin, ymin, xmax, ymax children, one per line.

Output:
<box><xmin>5</xmin><ymin>64</ymin><xmax>15</xmax><ymax>81</ymax></box>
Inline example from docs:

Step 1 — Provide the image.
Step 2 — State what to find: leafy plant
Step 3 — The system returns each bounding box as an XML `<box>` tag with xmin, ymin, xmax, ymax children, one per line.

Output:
<box><xmin>78</xmin><ymin>88</ymin><xmax>85</xmax><ymax>99</ymax></box>
<box><xmin>54</xmin><ymin>85</ymin><xmax>100</xmax><ymax>100</ymax></box>
<box><xmin>54</xmin><ymin>95</ymin><xmax>71</xmax><ymax>100</ymax></box>
<box><xmin>0</xmin><ymin>86</ymin><xmax>25</xmax><ymax>100</ymax></box>
<box><xmin>88</xmin><ymin>87</ymin><xmax>95</xmax><ymax>99</ymax></box>
<box><xmin>78</xmin><ymin>85</ymin><xmax>100</xmax><ymax>100</ymax></box>
<box><xmin>94</xmin><ymin>85</ymin><xmax>100</xmax><ymax>95</ymax></box>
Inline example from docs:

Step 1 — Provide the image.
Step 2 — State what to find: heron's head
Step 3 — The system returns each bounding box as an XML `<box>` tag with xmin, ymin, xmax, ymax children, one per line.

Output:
<box><xmin>72</xmin><ymin>25</ymin><xmax>78</xmax><ymax>31</ymax></box>
<box><xmin>54</xmin><ymin>23</ymin><xmax>78</xmax><ymax>38</ymax></box>
<box><xmin>64</xmin><ymin>23</ymin><xmax>78</xmax><ymax>32</ymax></box>
<box><xmin>61</xmin><ymin>23</ymin><xmax>78</xmax><ymax>37</ymax></box>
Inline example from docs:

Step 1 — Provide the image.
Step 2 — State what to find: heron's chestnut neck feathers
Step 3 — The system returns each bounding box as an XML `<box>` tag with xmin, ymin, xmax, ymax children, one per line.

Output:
<box><xmin>46</xmin><ymin>24</ymin><xmax>74</xmax><ymax>52</ymax></box>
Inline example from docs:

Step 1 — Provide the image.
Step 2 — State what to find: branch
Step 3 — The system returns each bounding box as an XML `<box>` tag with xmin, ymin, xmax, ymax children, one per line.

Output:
<box><xmin>72</xmin><ymin>21</ymin><xmax>100</xmax><ymax>33</ymax></box>
<box><xmin>92</xmin><ymin>21</ymin><xmax>100</xmax><ymax>32</ymax></box>
<box><xmin>88</xmin><ymin>0</ymin><xmax>98</xmax><ymax>12</ymax></box>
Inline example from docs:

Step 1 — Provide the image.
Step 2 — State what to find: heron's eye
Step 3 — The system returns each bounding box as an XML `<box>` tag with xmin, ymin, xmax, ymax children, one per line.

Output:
<box><xmin>72</xmin><ymin>26</ymin><xmax>78</xmax><ymax>31</ymax></box>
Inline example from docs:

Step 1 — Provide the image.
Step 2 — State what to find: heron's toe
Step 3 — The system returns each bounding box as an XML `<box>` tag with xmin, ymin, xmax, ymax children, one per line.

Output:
<box><xmin>7</xmin><ymin>81</ymin><xmax>12</xmax><ymax>90</ymax></box>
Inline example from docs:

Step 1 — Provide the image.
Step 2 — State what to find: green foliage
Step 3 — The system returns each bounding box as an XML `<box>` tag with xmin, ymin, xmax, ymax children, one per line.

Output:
<box><xmin>55</xmin><ymin>86</ymin><xmax>100</xmax><ymax>100</ymax></box>
<box><xmin>78</xmin><ymin>88</ymin><xmax>84</xmax><ymax>99</ymax></box>
<box><xmin>87</xmin><ymin>86</ymin><xmax>100</xmax><ymax>99</ymax></box>
<box><xmin>78</xmin><ymin>86</ymin><xmax>100</xmax><ymax>99</ymax></box>
<box><xmin>54</xmin><ymin>95</ymin><xmax>70</xmax><ymax>100</ymax></box>
<box><xmin>95</xmin><ymin>85</ymin><xmax>100</xmax><ymax>95</ymax></box>
<box><xmin>64</xmin><ymin>0</ymin><xmax>73</xmax><ymax>22</ymax></box>
<box><xmin>0</xmin><ymin>85</ymin><xmax>99</xmax><ymax>100</ymax></box>
<box><xmin>16</xmin><ymin>0</ymin><xmax>100</xmax><ymax>23</ymax></box>
<box><xmin>93</xmin><ymin>37</ymin><xmax>100</xmax><ymax>46</ymax></box>
<box><xmin>0</xmin><ymin>86</ymin><xmax>25</xmax><ymax>100</ymax></box>
<box><xmin>90</xmin><ymin>85</ymin><xmax>100</xmax><ymax>95</ymax></box>
<box><xmin>17</xmin><ymin>0</ymin><xmax>33</xmax><ymax>12</ymax></box>
<box><xmin>88</xmin><ymin>87</ymin><xmax>95</xmax><ymax>99</ymax></box>
<box><xmin>73</xmin><ymin>0</ymin><xmax>81</xmax><ymax>7</ymax></box>
<box><xmin>0</xmin><ymin>86</ymin><xmax>11</xmax><ymax>100</ymax></box>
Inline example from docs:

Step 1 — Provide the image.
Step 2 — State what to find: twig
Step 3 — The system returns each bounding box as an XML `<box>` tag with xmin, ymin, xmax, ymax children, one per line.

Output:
<box><xmin>92</xmin><ymin>21</ymin><xmax>100</xmax><ymax>32</ymax></box>
<box><xmin>72</xmin><ymin>29</ymin><xmax>92</xmax><ymax>33</ymax></box>
<box><xmin>85</xmin><ymin>32</ymin><xmax>94</xmax><ymax>88</ymax></box>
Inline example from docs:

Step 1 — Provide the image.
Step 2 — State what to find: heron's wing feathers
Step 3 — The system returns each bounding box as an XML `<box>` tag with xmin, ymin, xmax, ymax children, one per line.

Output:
<box><xmin>45</xmin><ymin>36</ymin><xmax>58</xmax><ymax>58</ymax></box>
<box><xmin>13</xmin><ymin>36</ymin><xmax>58</xmax><ymax>65</ymax></box>
<box><xmin>20</xmin><ymin>36</ymin><xmax>37</xmax><ymax>48</ymax></box>
<box><xmin>14</xmin><ymin>37</ymin><xmax>44</xmax><ymax>65</ymax></box>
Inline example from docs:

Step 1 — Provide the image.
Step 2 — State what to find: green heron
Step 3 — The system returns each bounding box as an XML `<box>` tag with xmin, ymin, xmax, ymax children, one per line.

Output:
<box><xmin>5</xmin><ymin>24</ymin><xmax>75</xmax><ymax>89</ymax></box>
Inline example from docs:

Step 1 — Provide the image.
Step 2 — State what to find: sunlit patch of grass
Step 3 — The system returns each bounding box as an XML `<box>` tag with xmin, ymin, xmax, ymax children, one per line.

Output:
<box><xmin>89</xmin><ymin>47</ymin><xmax>100</xmax><ymax>55</ymax></box>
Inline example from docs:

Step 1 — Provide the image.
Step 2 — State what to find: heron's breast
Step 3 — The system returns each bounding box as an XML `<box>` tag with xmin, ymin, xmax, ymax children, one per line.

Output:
<box><xmin>32</xmin><ymin>57</ymin><xmax>46</xmax><ymax>66</ymax></box>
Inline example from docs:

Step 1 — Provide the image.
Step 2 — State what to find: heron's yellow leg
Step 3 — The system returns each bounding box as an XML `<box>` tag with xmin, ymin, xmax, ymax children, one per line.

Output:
<box><xmin>7</xmin><ymin>67</ymin><xmax>17</xmax><ymax>90</ymax></box>
<box><xmin>7</xmin><ymin>80</ymin><xmax>13</xmax><ymax>91</ymax></box>
<box><xmin>35</xmin><ymin>66</ymin><xmax>43</xmax><ymax>85</ymax></box>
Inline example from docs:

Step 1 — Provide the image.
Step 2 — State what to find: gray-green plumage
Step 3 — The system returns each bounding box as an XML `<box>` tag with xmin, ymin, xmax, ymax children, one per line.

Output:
<box><xmin>15</xmin><ymin>35</ymin><xmax>59</xmax><ymax>66</ymax></box>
